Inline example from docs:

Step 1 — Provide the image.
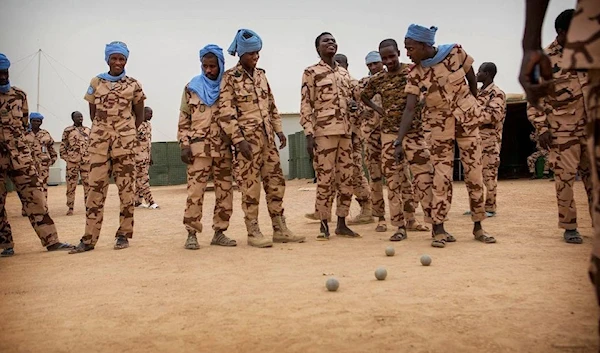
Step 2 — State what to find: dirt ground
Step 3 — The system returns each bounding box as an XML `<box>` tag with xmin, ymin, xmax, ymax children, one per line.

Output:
<box><xmin>0</xmin><ymin>178</ymin><xmax>598</xmax><ymax>353</ymax></box>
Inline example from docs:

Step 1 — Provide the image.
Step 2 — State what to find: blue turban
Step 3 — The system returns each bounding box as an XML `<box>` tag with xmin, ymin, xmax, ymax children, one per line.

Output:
<box><xmin>104</xmin><ymin>41</ymin><xmax>130</xmax><ymax>64</ymax></box>
<box><xmin>187</xmin><ymin>44</ymin><xmax>225</xmax><ymax>107</ymax></box>
<box><xmin>29</xmin><ymin>112</ymin><xmax>44</xmax><ymax>120</ymax></box>
<box><xmin>227</xmin><ymin>29</ymin><xmax>263</xmax><ymax>57</ymax></box>
<box><xmin>0</xmin><ymin>53</ymin><xmax>9</xmax><ymax>70</ymax></box>
<box><xmin>405</xmin><ymin>24</ymin><xmax>437</xmax><ymax>46</ymax></box>
<box><xmin>365</xmin><ymin>51</ymin><xmax>381</xmax><ymax>64</ymax></box>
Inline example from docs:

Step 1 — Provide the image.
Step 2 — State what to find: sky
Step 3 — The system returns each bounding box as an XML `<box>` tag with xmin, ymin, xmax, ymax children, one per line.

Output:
<box><xmin>0</xmin><ymin>0</ymin><xmax>575</xmax><ymax>142</ymax></box>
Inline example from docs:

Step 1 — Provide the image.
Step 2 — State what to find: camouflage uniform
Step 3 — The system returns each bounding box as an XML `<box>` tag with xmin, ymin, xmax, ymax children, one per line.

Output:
<box><xmin>178</xmin><ymin>87</ymin><xmax>233</xmax><ymax>234</ymax></box>
<box><xmin>358</xmin><ymin>76</ymin><xmax>384</xmax><ymax>218</ymax></box>
<box><xmin>24</xmin><ymin>128</ymin><xmax>57</xmax><ymax>200</ymax></box>
<box><xmin>478</xmin><ymin>83</ymin><xmax>506</xmax><ymax>213</ymax></box>
<box><xmin>526</xmin><ymin>131</ymin><xmax>550</xmax><ymax>175</ymax></box>
<box><xmin>528</xmin><ymin>38</ymin><xmax>592</xmax><ymax>231</ymax></box>
<box><xmin>300</xmin><ymin>60</ymin><xmax>354</xmax><ymax>220</ymax></box>
<box><xmin>362</xmin><ymin>65</ymin><xmax>434</xmax><ymax>227</ymax></box>
<box><xmin>135</xmin><ymin>120</ymin><xmax>155</xmax><ymax>205</ymax></box>
<box><xmin>60</xmin><ymin>125</ymin><xmax>91</xmax><ymax>209</ymax></box>
<box><xmin>218</xmin><ymin>63</ymin><xmax>298</xmax><ymax>243</ymax></box>
<box><xmin>348</xmin><ymin>78</ymin><xmax>371</xmax><ymax>210</ymax></box>
<box><xmin>82</xmin><ymin>75</ymin><xmax>146</xmax><ymax>246</ymax></box>
<box><xmin>405</xmin><ymin>45</ymin><xmax>485</xmax><ymax>225</ymax></box>
<box><xmin>0</xmin><ymin>86</ymin><xmax>61</xmax><ymax>249</ymax></box>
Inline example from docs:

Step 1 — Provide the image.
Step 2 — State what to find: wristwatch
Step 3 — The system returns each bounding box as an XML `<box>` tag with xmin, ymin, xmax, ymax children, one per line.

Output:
<box><xmin>393</xmin><ymin>139</ymin><xmax>402</xmax><ymax>147</ymax></box>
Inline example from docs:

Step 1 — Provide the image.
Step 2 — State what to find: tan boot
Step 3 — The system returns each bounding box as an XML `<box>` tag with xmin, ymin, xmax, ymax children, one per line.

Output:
<box><xmin>272</xmin><ymin>215</ymin><xmax>305</xmax><ymax>243</ymax></box>
<box><xmin>348</xmin><ymin>200</ymin><xmax>374</xmax><ymax>225</ymax></box>
<box><xmin>245</xmin><ymin>219</ymin><xmax>272</xmax><ymax>248</ymax></box>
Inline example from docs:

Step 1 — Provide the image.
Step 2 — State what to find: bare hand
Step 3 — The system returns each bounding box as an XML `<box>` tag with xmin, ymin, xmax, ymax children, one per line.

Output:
<box><xmin>236</xmin><ymin>140</ymin><xmax>252</xmax><ymax>160</ymax></box>
<box><xmin>276</xmin><ymin>132</ymin><xmax>287</xmax><ymax>149</ymax></box>
<box><xmin>180</xmin><ymin>147</ymin><xmax>193</xmax><ymax>165</ymax></box>
<box><xmin>519</xmin><ymin>49</ymin><xmax>554</xmax><ymax>108</ymax></box>
<box><xmin>394</xmin><ymin>142</ymin><xmax>404</xmax><ymax>162</ymax></box>
<box><xmin>306</xmin><ymin>135</ymin><xmax>315</xmax><ymax>160</ymax></box>
<box><xmin>538</xmin><ymin>131</ymin><xmax>552</xmax><ymax>150</ymax></box>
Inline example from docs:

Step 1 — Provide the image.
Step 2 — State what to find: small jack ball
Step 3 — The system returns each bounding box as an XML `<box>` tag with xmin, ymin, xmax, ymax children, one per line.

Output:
<box><xmin>420</xmin><ymin>255</ymin><xmax>432</xmax><ymax>266</ymax></box>
<box><xmin>326</xmin><ymin>277</ymin><xmax>339</xmax><ymax>291</ymax></box>
<box><xmin>375</xmin><ymin>267</ymin><xmax>387</xmax><ymax>280</ymax></box>
<box><xmin>385</xmin><ymin>246</ymin><xmax>395</xmax><ymax>256</ymax></box>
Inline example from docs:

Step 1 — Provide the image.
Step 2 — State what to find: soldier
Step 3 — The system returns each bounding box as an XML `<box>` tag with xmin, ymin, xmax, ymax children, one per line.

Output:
<box><xmin>361</xmin><ymin>38</ymin><xmax>433</xmax><ymax>242</ymax></box>
<box><xmin>300</xmin><ymin>32</ymin><xmax>361</xmax><ymax>240</ymax></box>
<box><xmin>179</xmin><ymin>44</ymin><xmax>236</xmax><ymax>250</ymax></box>
<box><xmin>70</xmin><ymin>41</ymin><xmax>146</xmax><ymax>254</ymax></box>
<box><xmin>526</xmin><ymin>130</ymin><xmax>550</xmax><ymax>178</ymax></box>
<box><xmin>135</xmin><ymin>106</ymin><xmax>159</xmax><ymax>209</ymax></box>
<box><xmin>519</xmin><ymin>0</ymin><xmax>599</xmax><ymax>340</ymax></box>
<box><xmin>60</xmin><ymin>111</ymin><xmax>90</xmax><ymax>216</ymax></box>
<box><xmin>526</xmin><ymin>9</ymin><xmax>592</xmax><ymax>245</ymax></box>
<box><xmin>395</xmin><ymin>25</ymin><xmax>496</xmax><ymax>247</ymax></box>
<box><xmin>476</xmin><ymin>62</ymin><xmax>506</xmax><ymax>217</ymax></box>
<box><xmin>219</xmin><ymin>29</ymin><xmax>304</xmax><ymax>247</ymax></box>
<box><xmin>333</xmin><ymin>53</ymin><xmax>374</xmax><ymax>225</ymax></box>
<box><xmin>0</xmin><ymin>53</ymin><xmax>72</xmax><ymax>257</ymax></box>
<box><xmin>23</xmin><ymin>112</ymin><xmax>57</xmax><ymax>203</ymax></box>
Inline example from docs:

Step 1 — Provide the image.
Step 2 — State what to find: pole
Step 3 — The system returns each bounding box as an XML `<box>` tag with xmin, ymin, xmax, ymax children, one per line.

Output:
<box><xmin>36</xmin><ymin>49</ymin><xmax>41</xmax><ymax>112</ymax></box>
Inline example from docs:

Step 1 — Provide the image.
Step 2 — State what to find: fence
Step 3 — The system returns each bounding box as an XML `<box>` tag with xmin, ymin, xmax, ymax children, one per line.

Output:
<box><xmin>148</xmin><ymin>142</ymin><xmax>188</xmax><ymax>186</ymax></box>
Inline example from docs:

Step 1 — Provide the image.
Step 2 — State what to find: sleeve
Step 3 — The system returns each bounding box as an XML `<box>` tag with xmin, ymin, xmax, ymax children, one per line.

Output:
<box><xmin>84</xmin><ymin>77</ymin><xmax>99</xmax><ymax>104</ymax></box>
<box><xmin>361</xmin><ymin>77</ymin><xmax>378</xmax><ymax>101</ymax></box>
<box><xmin>527</xmin><ymin>101</ymin><xmax>551</xmax><ymax>135</ymax></box>
<box><xmin>404</xmin><ymin>69</ymin><xmax>421</xmax><ymax>96</ymax></box>
<box><xmin>481</xmin><ymin>91</ymin><xmax>507</xmax><ymax>125</ymax></box>
<box><xmin>177</xmin><ymin>89</ymin><xmax>192</xmax><ymax>148</ymax></box>
<box><xmin>21</xmin><ymin>91</ymin><xmax>29</xmax><ymax>129</ymax></box>
<box><xmin>133</xmin><ymin>80</ymin><xmax>146</xmax><ymax>105</ymax></box>
<box><xmin>48</xmin><ymin>134</ymin><xmax>58</xmax><ymax>165</ymax></box>
<box><xmin>299</xmin><ymin>69</ymin><xmax>315</xmax><ymax>136</ymax></box>
<box><xmin>458</xmin><ymin>46</ymin><xmax>475</xmax><ymax>73</ymax></box>
<box><xmin>59</xmin><ymin>129</ymin><xmax>68</xmax><ymax>160</ymax></box>
<box><xmin>266</xmin><ymin>78</ymin><xmax>283</xmax><ymax>133</ymax></box>
<box><xmin>217</xmin><ymin>74</ymin><xmax>245</xmax><ymax>145</ymax></box>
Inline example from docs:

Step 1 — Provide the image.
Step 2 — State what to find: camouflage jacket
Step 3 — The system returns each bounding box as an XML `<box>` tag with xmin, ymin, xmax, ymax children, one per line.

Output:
<box><xmin>84</xmin><ymin>75</ymin><xmax>146</xmax><ymax>157</ymax></box>
<box><xmin>136</xmin><ymin>121</ymin><xmax>152</xmax><ymax>160</ymax></box>
<box><xmin>357</xmin><ymin>75</ymin><xmax>381</xmax><ymax>137</ymax></box>
<box><xmin>0</xmin><ymin>86</ymin><xmax>30</xmax><ymax>159</ymax></box>
<box><xmin>300</xmin><ymin>60</ymin><xmax>353</xmax><ymax>137</ymax></box>
<box><xmin>527</xmin><ymin>39</ymin><xmax>588</xmax><ymax>137</ymax></box>
<box><xmin>60</xmin><ymin>125</ymin><xmax>90</xmax><ymax>164</ymax></box>
<box><xmin>477</xmin><ymin>83</ymin><xmax>506</xmax><ymax>143</ymax></box>
<box><xmin>564</xmin><ymin>0</ymin><xmax>600</xmax><ymax>70</ymax></box>
<box><xmin>178</xmin><ymin>86</ymin><xmax>232</xmax><ymax>158</ymax></box>
<box><xmin>25</xmin><ymin>129</ymin><xmax>57</xmax><ymax>167</ymax></box>
<box><xmin>217</xmin><ymin>63</ymin><xmax>283</xmax><ymax>146</ymax></box>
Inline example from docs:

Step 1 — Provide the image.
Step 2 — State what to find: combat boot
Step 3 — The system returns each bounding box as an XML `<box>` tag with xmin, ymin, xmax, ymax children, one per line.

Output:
<box><xmin>245</xmin><ymin>219</ymin><xmax>272</xmax><ymax>248</ymax></box>
<box><xmin>272</xmin><ymin>215</ymin><xmax>305</xmax><ymax>243</ymax></box>
<box><xmin>348</xmin><ymin>200</ymin><xmax>374</xmax><ymax>225</ymax></box>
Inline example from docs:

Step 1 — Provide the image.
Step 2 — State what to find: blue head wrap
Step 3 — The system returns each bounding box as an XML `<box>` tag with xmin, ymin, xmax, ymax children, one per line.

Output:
<box><xmin>405</xmin><ymin>24</ymin><xmax>437</xmax><ymax>46</ymax></box>
<box><xmin>365</xmin><ymin>51</ymin><xmax>381</xmax><ymax>64</ymax></box>
<box><xmin>187</xmin><ymin>44</ymin><xmax>225</xmax><ymax>107</ymax></box>
<box><xmin>227</xmin><ymin>29</ymin><xmax>263</xmax><ymax>57</ymax></box>
<box><xmin>29</xmin><ymin>112</ymin><xmax>44</xmax><ymax>120</ymax></box>
<box><xmin>97</xmin><ymin>41</ymin><xmax>129</xmax><ymax>82</ymax></box>
<box><xmin>0</xmin><ymin>53</ymin><xmax>10</xmax><ymax>93</ymax></box>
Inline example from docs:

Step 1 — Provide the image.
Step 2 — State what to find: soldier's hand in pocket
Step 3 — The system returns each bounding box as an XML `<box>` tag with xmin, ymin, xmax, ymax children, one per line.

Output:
<box><xmin>236</xmin><ymin>140</ymin><xmax>252</xmax><ymax>160</ymax></box>
<box><xmin>180</xmin><ymin>147</ymin><xmax>193</xmax><ymax>165</ymax></box>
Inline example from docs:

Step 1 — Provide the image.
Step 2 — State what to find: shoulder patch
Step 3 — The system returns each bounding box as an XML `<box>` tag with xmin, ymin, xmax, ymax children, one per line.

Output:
<box><xmin>87</xmin><ymin>86</ymin><xmax>95</xmax><ymax>95</ymax></box>
<box><xmin>233</xmin><ymin>70</ymin><xmax>242</xmax><ymax>78</ymax></box>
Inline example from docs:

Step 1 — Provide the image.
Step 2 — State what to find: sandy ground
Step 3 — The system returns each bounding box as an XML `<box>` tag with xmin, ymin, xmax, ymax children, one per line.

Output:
<box><xmin>0</xmin><ymin>178</ymin><xmax>598</xmax><ymax>353</ymax></box>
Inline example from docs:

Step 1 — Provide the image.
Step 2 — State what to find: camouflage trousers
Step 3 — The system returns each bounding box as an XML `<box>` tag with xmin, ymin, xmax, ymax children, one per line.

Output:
<box><xmin>527</xmin><ymin>150</ymin><xmax>550</xmax><ymax>174</ymax></box>
<box><xmin>237</xmin><ymin>129</ymin><xmax>285</xmax><ymax>221</ymax></box>
<box><xmin>481</xmin><ymin>136</ymin><xmax>501</xmax><ymax>213</ymax></box>
<box><xmin>351</xmin><ymin>133</ymin><xmax>371</xmax><ymax>205</ymax></box>
<box><xmin>401</xmin><ymin>129</ymin><xmax>434</xmax><ymax>224</ymax></box>
<box><xmin>365</xmin><ymin>129</ymin><xmax>384</xmax><ymax>217</ymax></box>
<box><xmin>549</xmin><ymin>132</ymin><xmax>593</xmax><ymax>230</ymax></box>
<box><xmin>66</xmin><ymin>161</ymin><xmax>90</xmax><ymax>209</ymax></box>
<box><xmin>184</xmin><ymin>156</ymin><xmax>233</xmax><ymax>233</ymax></box>
<box><xmin>313</xmin><ymin>134</ymin><xmax>353</xmax><ymax>219</ymax></box>
<box><xmin>21</xmin><ymin>163</ymin><xmax>49</xmax><ymax>214</ymax></box>
<box><xmin>135</xmin><ymin>157</ymin><xmax>154</xmax><ymax>205</ymax></box>
<box><xmin>82</xmin><ymin>152</ymin><xmax>136</xmax><ymax>246</ymax></box>
<box><xmin>428</xmin><ymin>111</ymin><xmax>485</xmax><ymax>224</ymax></box>
<box><xmin>0</xmin><ymin>149</ymin><xmax>59</xmax><ymax>248</ymax></box>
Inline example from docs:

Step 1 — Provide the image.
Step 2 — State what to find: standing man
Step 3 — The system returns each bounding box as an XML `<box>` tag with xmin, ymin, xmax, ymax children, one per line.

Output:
<box><xmin>219</xmin><ymin>29</ymin><xmax>304</xmax><ymax>247</ymax></box>
<box><xmin>70</xmin><ymin>41</ymin><xmax>146</xmax><ymax>254</ymax></box>
<box><xmin>300</xmin><ymin>32</ymin><xmax>360</xmax><ymax>240</ymax></box>
<box><xmin>135</xmin><ymin>106</ymin><xmax>159</xmax><ymax>209</ymax></box>
<box><xmin>395</xmin><ymin>25</ymin><xmax>495</xmax><ymax>247</ymax></box>
<box><xmin>476</xmin><ymin>62</ymin><xmax>506</xmax><ymax>217</ymax></box>
<box><xmin>24</xmin><ymin>112</ymin><xmax>57</xmax><ymax>203</ymax></box>
<box><xmin>60</xmin><ymin>111</ymin><xmax>91</xmax><ymax>216</ymax></box>
<box><xmin>333</xmin><ymin>53</ymin><xmax>373</xmax><ymax>225</ymax></box>
<box><xmin>0</xmin><ymin>53</ymin><xmax>72</xmax><ymax>256</ymax></box>
<box><xmin>361</xmin><ymin>38</ymin><xmax>434</xmax><ymax>242</ymax></box>
<box><xmin>179</xmin><ymin>44</ymin><xmax>236</xmax><ymax>250</ymax></box>
<box><xmin>526</xmin><ymin>9</ymin><xmax>591</xmax><ymax>244</ymax></box>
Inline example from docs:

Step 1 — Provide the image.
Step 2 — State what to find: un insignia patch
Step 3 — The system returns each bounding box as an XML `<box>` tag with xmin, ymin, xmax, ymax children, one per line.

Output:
<box><xmin>87</xmin><ymin>86</ymin><xmax>94</xmax><ymax>95</ymax></box>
